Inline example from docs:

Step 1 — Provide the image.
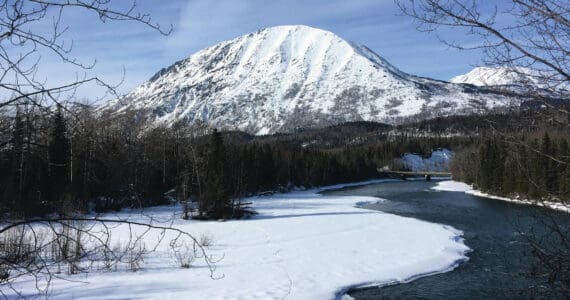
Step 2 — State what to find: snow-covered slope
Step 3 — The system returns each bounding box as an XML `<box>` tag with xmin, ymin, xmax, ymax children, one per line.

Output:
<box><xmin>450</xmin><ymin>66</ymin><xmax>569</xmax><ymax>92</ymax></box>
<box><xmin>451</xmin><ymin>67</ymin><xmax>534</xmax><ymax>87</ymax></box>
<box><xmin>102</xmin><ymin>25</ymin><xmax>519</xmax><ymax>135</ymax></box>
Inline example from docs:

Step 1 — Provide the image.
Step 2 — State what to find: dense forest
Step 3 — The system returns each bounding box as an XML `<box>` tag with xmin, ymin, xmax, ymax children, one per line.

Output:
<box><xmin>1</xmin><ymin>103</ymin><xmax>568</xmax><ymax>219</ymax></box>
<box><xmin>0</xmin><ymin>104</ymin><xmax>469</xmax><ymax>219</ymax></box>
<box><xmin>451</xmin><ymin>132</ymin><xmax>570</xmax><ymax>203</ymax></box>
<box><xmin>443</xmin><ymin>106</ymin><xmax>570</xmax><ymax>203</ymax></box>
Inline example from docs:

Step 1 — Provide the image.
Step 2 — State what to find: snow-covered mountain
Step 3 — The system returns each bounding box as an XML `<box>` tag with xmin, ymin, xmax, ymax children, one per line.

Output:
<box><xmin>102</xmin><ymin>25</ymin><xmax>519</xmax><ymax>135</ymax></box>
<box><xmin>450</xmin><ymin>66</ymin><xmax>569</xmax><ymax>92</ymax></box>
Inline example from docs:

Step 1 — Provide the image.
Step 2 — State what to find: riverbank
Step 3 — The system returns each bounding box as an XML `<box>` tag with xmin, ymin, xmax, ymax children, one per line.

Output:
<box><xmin>344</xmin><ymin>179</ymin><xmax>570</xmax><ymax>299</ymax></box>
<box><xmin>7</xmin><ymin>180</ymin><xmax>469</xmax><ymax>299</ymax></box>
<box><xmin>433</xmin><ymin>180</ymin><xmax>570</xmax><ymax>213</ymax></box>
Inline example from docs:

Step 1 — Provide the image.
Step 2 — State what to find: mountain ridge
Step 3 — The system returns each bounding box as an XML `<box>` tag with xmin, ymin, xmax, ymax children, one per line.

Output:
<box><xmin>450</xmin><ymin>66</ymin><xmax>570</xmax><ymax>94</ymax></box>
<box><xmin>102</xmin><ymin>25</ymin><xmax>519</xmax><ymax>135</ymax></box>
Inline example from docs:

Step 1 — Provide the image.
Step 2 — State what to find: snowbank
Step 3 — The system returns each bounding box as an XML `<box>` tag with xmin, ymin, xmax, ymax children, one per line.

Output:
<box><xmin>431</xmin><ymin>180</ymin><xmax>472</xmax><ymax>192</ymax></box>
<box><xmin>9</xmin><ymin>183</ymin><xmax>470</xmax><ymax>300</ymax></box>
<box><xmin>465</xmin><ymin>190</ymin><xmax>570</xmax><ymax>213</ymax></box>
<box><xmin>400</xmin><ymin>149</ymin><xmax>452</xmax><ymax>172</ymax></box>
<box><xmin>433</xmin><ymin>180</ymin><xmax>570</xmax><ymax>213</ymax></box>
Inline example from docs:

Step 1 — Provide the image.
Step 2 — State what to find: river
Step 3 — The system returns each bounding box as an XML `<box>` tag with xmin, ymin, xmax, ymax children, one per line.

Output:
<box><xmin>324</xmin><ymin>180</ymin><xmax>570</xmax><ymax>299</ymax></box>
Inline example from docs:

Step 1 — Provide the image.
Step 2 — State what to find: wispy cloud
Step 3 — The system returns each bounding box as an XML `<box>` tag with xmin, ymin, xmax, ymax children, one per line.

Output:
<box><xmin>9</xmin><ymin>0</ymin><xmax>487</xmax><ymax>102</ymax></box>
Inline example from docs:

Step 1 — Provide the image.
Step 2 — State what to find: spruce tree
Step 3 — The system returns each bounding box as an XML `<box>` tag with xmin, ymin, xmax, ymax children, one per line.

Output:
<box><xmin>7</xmin><ymin>108</ymin><xmax>25</xmax><ymax>212</ymax></box>
<box><xmin>48</xmin><ymin>105</ymin><xmax>70</xmax><ymax>212</ymax></box>
<box><xmin>502</xmin><ymin>152</ymin><xmax>517</xmax><ymax>196</ymax></box>
<box><xmin>258</xmin><ymin>144</ymin><xmax>275</xmax><ymax>190</ymax></box>
<box><xmin>478</xmin><ymin>139</ymin><xmax>493</xmax><ymax>191</ymax></box>
<box><xmin>528</xmin><ymin>138</ymin><xmax>541</xmax><ymax>198</ymax></box>
<box><xmin>201</xmin><ymin>129</ymin><xmax>230</xmax><ymax>218</ymax></box>
<box><xmin>540</xmin><ymin>132</ymin><xmax>557</xmax><ymax>195</ymax></box>
<box><xmin>559</xmin><ymin>139</ymin><xmax>570</xmax><ymax>201</ymax></box>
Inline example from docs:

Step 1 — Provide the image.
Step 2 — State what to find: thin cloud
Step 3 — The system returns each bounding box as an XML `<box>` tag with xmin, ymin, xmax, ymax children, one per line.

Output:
<box><xmin>5</xmin><ymin>0</ymin><xmax>487</xmax><ymax>101</ymax></box>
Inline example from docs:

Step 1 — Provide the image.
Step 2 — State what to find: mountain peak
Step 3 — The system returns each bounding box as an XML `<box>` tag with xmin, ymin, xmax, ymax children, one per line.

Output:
<box><xmin>450</xmin><ymin>66</ymin><xmax>534</xmax><ymax>87</ymax></box>
<box><xmin>450</xmin><ymin>66</ymin><xmax>569</xmax><ymax>94</ymax></box>
<box><xmin>103</xmin><ymin>26</ymin><xmax>516</xmax><ymax>135</ymax></box>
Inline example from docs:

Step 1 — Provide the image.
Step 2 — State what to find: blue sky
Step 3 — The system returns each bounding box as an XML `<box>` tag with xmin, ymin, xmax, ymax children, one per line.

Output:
<box><xmin>31</xmin><ymin>0</ymin><xmax>491</xmax><ymax>103</ymax></box>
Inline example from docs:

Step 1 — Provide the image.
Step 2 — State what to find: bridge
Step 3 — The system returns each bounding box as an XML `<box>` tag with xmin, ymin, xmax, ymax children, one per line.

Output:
<box><xmin>377</xmin><ymin>168</ymin><xmax>452</xmax><ymax>181</ymax></box>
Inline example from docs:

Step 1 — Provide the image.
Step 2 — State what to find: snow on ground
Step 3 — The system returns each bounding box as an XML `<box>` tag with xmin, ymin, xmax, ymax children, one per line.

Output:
<box><xmin>431</xmin><ymin>180</ymin><xmax>472</xmax><ymax>192</ymax></box>
<box><xmin>465</xmin><ymin>190</ymin><xmax>570</xmax><ymax>213</ymax></box>
<box><xmin>8</xmin><ymin>181</ymin><xmax>470</xmax><ymax>300</ymax></box>
<box><xmin>400</xmin><ymin>149</ymin><xmax>452</xmax><ymax>172</ymax></box>
<box><xmin>433</xmin><ymin>180</ymin><xmax>570</xmax><ymax>213</ymax></box>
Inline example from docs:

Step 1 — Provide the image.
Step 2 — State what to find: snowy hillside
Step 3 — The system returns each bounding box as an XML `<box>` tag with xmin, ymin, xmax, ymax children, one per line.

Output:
<box><xmin>102</xmin><ymin>25</ymin><xmax>519</xmax><ymax>135</ymax></box>
<box><xmin>450</xmin><ymin>67</ymin><xmax>569</xmax><ymax>93</ymax></box>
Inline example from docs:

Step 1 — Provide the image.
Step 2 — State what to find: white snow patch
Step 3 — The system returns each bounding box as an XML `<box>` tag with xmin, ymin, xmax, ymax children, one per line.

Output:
<box><xmin>400</xmin><ymin>149</ymin><xmax>452</xmax><ymax>172</ymax></box>
<box><xmin>8</xmin><ymin>181</ymin><xmax>470</xmax><ymax>300</ymax></box>
<box><xmin>431</xmin><ymin>180</ymin><xmax>472</xmax><ymax>192</ymax></box>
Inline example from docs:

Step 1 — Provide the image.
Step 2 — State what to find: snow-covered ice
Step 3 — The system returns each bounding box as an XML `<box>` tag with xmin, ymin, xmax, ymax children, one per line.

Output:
<box><xmin>7</xmin><ymin>181</ymin><xmax>470</xmax><ymax>299</ymax></box>
<box><xmin>431</xmin><ymin>180</ymin><xmax>472</xmax><ymax>192</ymax></box>
<box><xmin>433</xmin><ymin>180</ymin><xmax>570</xmax><ymax>213</ymax></box>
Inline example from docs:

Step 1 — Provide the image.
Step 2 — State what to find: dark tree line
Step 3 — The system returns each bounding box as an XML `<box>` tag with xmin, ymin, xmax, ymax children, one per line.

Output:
<box><xmin>4</xmin><ymin>103</ymin><xmax>568</xmax><ymax>221</ymax></box>
<box><xmin>0</xmin><ymin>106</ymin><xmax>469</xmax><ymax>220</ymax></box>
<box><xmin>452</xmin><ymin>131</ymin><xmax>570</xmax><ymax>203</ymax></box>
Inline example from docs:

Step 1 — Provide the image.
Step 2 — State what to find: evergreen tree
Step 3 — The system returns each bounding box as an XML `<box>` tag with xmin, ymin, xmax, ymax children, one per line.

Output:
<box><xmin>48</xmin><ymin>105</ymin><xmax>70</xmax><ymax>211</ymax></box>
<box><xmin>559</xmin><ymin>139</ymin><xmax>570</xmax><ymax>200</ymax></box>
<box><xmin>4</xmin><ymin>108</ymin><xmax>26</xmax><ymax>212</ymax></box>
<box><xmin>528</xmin><ymin>138</ymin><xmax>541</xmax><ymax>198</ymax></box>
<box><xmin>257</xmin><ymin>144</ymin><xmax>275</xmax><ymax>190</ymax></box>
<box><xmin>540</xmin><ymin>132</ymin><xmax>558</xmax><ymax>194</ymax></box>
<box><xmin>200</xmin><ymin>129</ymin><xmax>230</xmax><ymax>218</ymax></box>
<box><xmin>502</xmin><ymin>152</ymin><xmax>517</xmax><ymax>196</ymax></box>
<box><xmin>478</xmin><ymin>139</ymin><xmax>493</xmax><ymax>191</ymax></box>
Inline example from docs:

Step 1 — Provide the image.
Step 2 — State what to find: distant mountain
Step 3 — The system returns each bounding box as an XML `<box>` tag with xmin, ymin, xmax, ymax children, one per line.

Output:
<box><xmin>102</xmin><ymin>25</ymin><xmax>520</xmax><ymax>135</ymax></box>
<box><xmin>450</xmin><ymin>66</ymin><xmax>569</xmax><ymax>94</ymax></box>
<box><xmin>451</xmin><ymin>67</ymin><xmax>535</xmax><ymax>87</ymax></box>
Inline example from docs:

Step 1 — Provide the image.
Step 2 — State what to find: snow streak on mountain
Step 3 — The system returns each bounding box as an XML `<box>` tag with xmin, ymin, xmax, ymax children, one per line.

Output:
<box><xmin>102</xmin><ymin>25</ymin><xmax>518</xmax><ymax>135</ymax></box>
